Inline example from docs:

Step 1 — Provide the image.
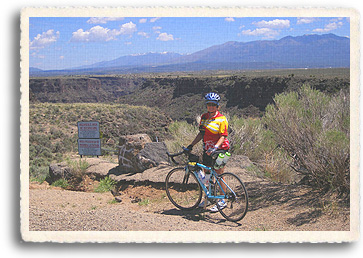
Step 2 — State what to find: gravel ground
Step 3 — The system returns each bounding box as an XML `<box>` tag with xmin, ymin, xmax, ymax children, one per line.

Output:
<box><xmin>27</xmin><ymin>155</ymin><xmax>350</xmax><ymax>242</ymax></box>
<box><xmin>29</xmin><ymin>171</ymin><xmax>350</xmax><ymax>232</ymax></box>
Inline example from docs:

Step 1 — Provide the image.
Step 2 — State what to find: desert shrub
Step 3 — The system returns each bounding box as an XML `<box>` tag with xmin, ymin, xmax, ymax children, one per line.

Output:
<box><xmin>165</xmin><ymin>120</ymin><xmax>202</xmax><ymax>154</ymax></box>
<box><xmin>95</xmin><ymin>176</ymin><xmax>116</xmax><ymax>193</ymax></box>
<box><xmin>229</xmin><ymin>116</ymin><xmax>295</xmax><ymax>183</ymax></box>
<box><xmin>229</xmin><ymin>117</ymin><xmax>265</xmax><ymax>158</ymax></box>
<box><xmin>49</xmin><ymin>127</ymin><xmax>64</xmax><ymax>139</ymax></box>
<box><xmin>65</xmin><ymin>157</ymin><xmax>89</xmax><ymax>180</ymax></box>
<box><xmin>30</xmin><ymin>165</ymin><xmax>49</xmax><ymax>183</ymax></box>
<box><xmin>264</xmin><ymin>85</ymin><xmax>349</xmax><ymax>193</ymax></box>
<box><xmin>51</xmin><ymin>179</ymin><xmax>69</xmax><ymax>188</ymax></box>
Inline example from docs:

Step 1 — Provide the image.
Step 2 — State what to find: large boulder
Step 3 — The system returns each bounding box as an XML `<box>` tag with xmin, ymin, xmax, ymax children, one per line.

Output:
<box><xmin>48</xmin><ymin>158</ymin><xmax>118</xmax><ymax>183</ymax></box>
<box><xmin>118</xmin><ymin>134</ymin><xmax>169</xmax><ymax>173</ymax></box>
<box><xmin>48</xmin><ymin>163</ymin><xmax>73</xmax><ymax>182</ymax></box>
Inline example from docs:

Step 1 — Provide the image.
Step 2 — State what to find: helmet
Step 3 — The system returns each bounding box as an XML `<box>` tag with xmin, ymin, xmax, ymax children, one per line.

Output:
<box><xmin>204</xmin><ymin>92</ymin><xmax>220</xmax><ymax>106</ymax></box>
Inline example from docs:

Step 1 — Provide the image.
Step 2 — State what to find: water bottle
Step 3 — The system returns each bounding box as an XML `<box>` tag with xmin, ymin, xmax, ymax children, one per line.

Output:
<box><xmin>197</xmin><ymin>170</ymin><xmax>206</xmax><ymax>184</ymax></box>
<box><xmin>214</xmin><ymin>153</ymin><xmax>225</xmax><ymax>169</ymax></box>
<box><xmin>223</xmin><ymin>152</ymin><xmax>231</xmax><ymax>165</ymax></box>
<box><xmin>205</xmin><ymin>173</ymin><xmax>210</xmax><ymax>186</ymax></box>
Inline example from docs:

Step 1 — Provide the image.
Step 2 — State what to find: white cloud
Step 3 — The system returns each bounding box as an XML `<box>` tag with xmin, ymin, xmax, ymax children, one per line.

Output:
<box><xmin>71</xmin><ymin>22</ymin><xmax>137</xmax><ymax>42</ymax></box>
<box><xmin>157</xmin><ymin>32</ymin><xmax>174</xmax><ymax>41</ymax></box>
<box><xmin>30</xmin><ymin>29</ymin><xmax>60</xmax><ymax>50</ymax></box>
<box><xmin>253</xmin><ymin>19</ymin><xmax>290</xmax><ymax>29</ymax></box>
<box><xmin>313</xmin><ymin>21</ymin><xmax>343</xmax><ymax>33</ymax></box>
<box><xmin>241</xmin><ymin>28</ymin><xmax>279</xmax><ymax>39</ymax></box>
<box><xmin>71</xmin><ymin>26</ymin><xmax>115</xmax><ymax>42</ymax></box>
<box><xmin>153</xmin><ymin>26</ymin><xmax>162</xmax><ymax>34</ymax></box>
<box><xmin>139</xmin><ymin>18</ymin><xmax>147</xmax><ymax>23</ymax></box>
<box><xmin>119</xmin><ymin>22</ymin><xmax>137</xmax><ymax>35</ymax></box>
<box><xmin>225</xmin><ymin>17</ymin><xmax>235</xmax><ymax>22</ymax></box>
<box><xmin>330</xmin><ymin>18</ymin><xmax>344</xmax><ymax>22</ymax></box>
<box><xmin>87</xmin><ymin>17</ymin><xmax>124</xmax><ymax>24</ymax></box>
<box><xmin>150</xmin><ymin>17</ymin><xmax>161</xmax><ymax>23</ymax></box>
<box><xmin>138</xmin><ymin>31</ymin><xmax>150</xmax><ymax>38</ymax></box>
<box><xmin>297</xmin><ymin>17</ymin><xmax>317</xmax><ymax>24</ymax></box>
<box><xmin>240</xmin><ymin>19</ymin><xmax>290</xmax><ymax>39</ymax></box>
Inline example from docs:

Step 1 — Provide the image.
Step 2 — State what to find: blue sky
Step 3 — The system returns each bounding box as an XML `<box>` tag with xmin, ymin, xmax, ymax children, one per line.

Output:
<box><xmin>29</xmin><ymin>17</ymin><xmax>350</xmax><ymax>70</ymax></box>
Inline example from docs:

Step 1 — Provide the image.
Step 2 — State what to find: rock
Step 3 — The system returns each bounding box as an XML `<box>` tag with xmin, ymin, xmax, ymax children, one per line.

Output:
<box><xmin>85</xmin><ymin>159</ymin><xmax>116</xmax><ymax>179</ymax></box>
<box><xmin>118</xmin><ymin>134</ymin><xmax>168</xmax><ymax>173</ymax></box>
<box><xmin>48</xmin><ymin>163</ymin><xmax>72</xmax><ymax>182</ymax></box>
<box><xmin>118</xmin><ymin>134</ymin><xmax>152</xmax><ymax>172</ymax></box>
<box><xmin>131</xmin><ymin>197</ymin><xmax>141</xmax><ymax>203</ymax></box>
<box><xmin>106</xmin><ymin>138</ymin><xmax>115</xmax><ymax>145</ymax></box>
<box><xmin>108</xmin><ymin>163</ymin><xmax>173</xmax><ymax>183</ymax></box>
<box><xmin>114</xmin><ymin>196</ymin><xmax>122</xmax><ymax>203</ymax></box>
<box><xmin>49</xmin><ymin>157</ymin><xmax>117</xmax><ymax>183</ymax></box>
<box><xmin>111</xmin><ymin>189</ymin><xmax>121</xmax><ymax>197</ymax></box>
<box><xmin>138</xmin><ymin>142</ymin><xmax>169</xmax><ymax>166</ymax></box>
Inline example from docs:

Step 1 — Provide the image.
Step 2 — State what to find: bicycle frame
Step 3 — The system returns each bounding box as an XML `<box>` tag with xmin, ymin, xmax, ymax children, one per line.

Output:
<box><xmin>186</xmin><ymin>162</ymin><xmax>236</xmax><ymax>201</ymax></box>
<box><xmin>166</xmin><ymin>148</ymin><xmax>248</xmax><ymax>222</ymax></box>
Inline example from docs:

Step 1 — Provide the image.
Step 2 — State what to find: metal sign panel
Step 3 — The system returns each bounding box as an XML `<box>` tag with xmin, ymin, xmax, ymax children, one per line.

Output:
<box><xmin>78</xmin><ymin>121</ymin><xmax>100</xmax><ymax>139</ymax></box>
<box><xmin>78</xmin><ymin>139</ymin><xmax>102</xmax><ymax>156</ymax></box>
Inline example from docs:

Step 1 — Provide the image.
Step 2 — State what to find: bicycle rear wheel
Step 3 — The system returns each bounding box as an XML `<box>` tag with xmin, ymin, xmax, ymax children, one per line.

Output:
<box><xmin>214</xmin><ymin>172</ymin><xmax>248</xmax><ymax>222</ymax></box>
<box><xmin>165</xmin><ymin>167</ymin><xmax>202</xmax><ymax>210</ymax></box>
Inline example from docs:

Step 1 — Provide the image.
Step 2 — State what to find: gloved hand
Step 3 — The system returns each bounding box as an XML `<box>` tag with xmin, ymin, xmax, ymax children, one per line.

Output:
<box><xmin>206</xmin><ymin>146</ymin><xmax>218</xmax><ymax>156</ymax></box>
<box><xmin>184</xmin><ymin>145</ymin><xmax>193</xmax><ymax>152</ymax></box>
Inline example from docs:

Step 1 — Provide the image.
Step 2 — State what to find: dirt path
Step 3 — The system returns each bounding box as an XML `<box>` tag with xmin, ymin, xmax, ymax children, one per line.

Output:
<box><xmin>29</xmin><ymin>163</ymin><xmax>350</xmax><ymax>232</ymax></box>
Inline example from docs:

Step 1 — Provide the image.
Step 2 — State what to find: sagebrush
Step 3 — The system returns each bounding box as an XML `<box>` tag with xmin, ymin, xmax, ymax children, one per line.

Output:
<box><xmin>264</xmin><ymin>85</ymin><xmax>349</xmax><ymax>193</ymax></box>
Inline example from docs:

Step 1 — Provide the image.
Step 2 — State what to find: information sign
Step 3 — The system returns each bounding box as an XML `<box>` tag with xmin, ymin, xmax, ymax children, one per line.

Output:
<box><xmin>78</xmin><ymin>139</ymin><xmax>102</xmax><ymax>156</ymax></box>
<box><xmin>77</xmin><ymin>121</ymin><xmax>101</xmax><ymax>157</ymax></box>
<box><xmin>77</xmin><ymin>121</ymin><xmax>100</xmax><ymax>139</ymax></box>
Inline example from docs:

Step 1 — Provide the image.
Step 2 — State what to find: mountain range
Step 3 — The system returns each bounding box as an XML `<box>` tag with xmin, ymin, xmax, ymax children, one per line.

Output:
<box><xmin>30</xmin><ymin>33</ymin><xmax>350</xmax><ymax>76</ymax></box>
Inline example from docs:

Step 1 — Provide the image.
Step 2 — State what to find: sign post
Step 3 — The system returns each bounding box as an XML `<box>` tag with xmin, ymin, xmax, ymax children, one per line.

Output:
<box><xmin>77</xmin><ymin>121</ymin><xmax>101</xmax><ymax>157</ymax></box>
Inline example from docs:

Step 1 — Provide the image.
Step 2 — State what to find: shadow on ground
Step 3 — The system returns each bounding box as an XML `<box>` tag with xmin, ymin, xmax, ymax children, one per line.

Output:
<box><xmin>160</xmin><ymin>208</ymin><xmax>243</xmax><ymax>227</ymax></box>
<box><xmin>244</xmin><ymin>180</ymin><xmax>349</xmax><ymax>226</ymax></box>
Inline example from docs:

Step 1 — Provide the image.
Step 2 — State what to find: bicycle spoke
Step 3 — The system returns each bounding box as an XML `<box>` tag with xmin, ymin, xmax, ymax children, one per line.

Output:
<box><xmin>214</xmin><ymin>172</ymin><xmax>248</xmax><ymax>222</ymax></box>
<box><xmin>165</xmin><ymin>168</ymin><xmax>202</xmax><ymax>210</ymax></box>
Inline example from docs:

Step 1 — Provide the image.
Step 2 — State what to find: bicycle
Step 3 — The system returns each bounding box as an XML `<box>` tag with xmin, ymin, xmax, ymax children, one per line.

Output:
<box><xmin>165</xmin><ymin>147</ymin><xmax>248</xmax><ymax>222</ymax></box>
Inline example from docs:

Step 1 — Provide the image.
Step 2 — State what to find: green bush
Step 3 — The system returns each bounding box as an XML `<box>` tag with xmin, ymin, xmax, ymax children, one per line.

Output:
<box><xmin>30</xmin><ymin>165</ymin><xmax>49</xmax><ymax>183</ymax></box>
<box><xmin>51</xmin><ymin>179</ymin><xmax>69</xmax><ymax>188</ymax></box>
<box><xmin>95</xmin><ymin>176</ymin><xmax>116</xmax><ymax>193</ymax></box>
<box><xmin>165</xmin><ymin>120</ymin><xmax>202</xmax><ymax>156</ymax></box>
<box><xmin>65</xmin><ymin>158</ymin><xmax>89</xmax><ymax>179</ymax></box>
<box><xmin>264</xmin><ymin>85</ymin><xmax>349</xmax><ymax>193</ymax></box>
<box><xmin>229</xmin><ymin>116</ymin><xmax>295</xmax><ymax>183</ymax></box>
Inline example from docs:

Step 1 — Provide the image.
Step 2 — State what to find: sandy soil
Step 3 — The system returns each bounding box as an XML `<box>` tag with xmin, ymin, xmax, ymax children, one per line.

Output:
<box><xmin>29</xmin><ymin>162</ymin><xmax>350</xmax><ymax>232</ymax></box>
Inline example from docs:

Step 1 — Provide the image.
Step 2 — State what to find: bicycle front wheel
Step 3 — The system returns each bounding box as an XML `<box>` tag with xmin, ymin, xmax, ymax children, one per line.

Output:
<box><xmin>165</xmin><ymin>167</ymin><xmax>202</xmax><ymax>210</ymax></box>
<box><xmin>214</xmin><ymin>172</ymin><xmax>248</xmax><ymax>222</ymax></box>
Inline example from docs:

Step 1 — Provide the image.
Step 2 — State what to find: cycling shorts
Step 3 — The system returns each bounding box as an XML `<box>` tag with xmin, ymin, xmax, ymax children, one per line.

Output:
<box><xmin>203</xmin><ymin>149</ymin><xmax>228</xmax><ymax>169</ymax></box>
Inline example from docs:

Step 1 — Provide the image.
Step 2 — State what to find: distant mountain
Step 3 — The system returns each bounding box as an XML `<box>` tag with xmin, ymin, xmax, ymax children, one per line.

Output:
<box><xmin>29</xmin><ymin>67</ymin><xmax>44</xmax><ymax>73</ymax></box>
<box><xmin>75</xmin><ymin>52</ymin><xmax>183</xmax><ymax>69</ymax></box>
<box><xmin>30</xmin><ymin>34</ymin><xmax>349</xmax><ymax>76</ymax></box>
<box><xmin>169</xmin><ymin>33</ymin><xmax>349</xmax><ymax>68</ymax></box>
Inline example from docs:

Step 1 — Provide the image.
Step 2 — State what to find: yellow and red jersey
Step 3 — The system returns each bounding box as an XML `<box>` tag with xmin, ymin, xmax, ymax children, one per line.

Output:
<box><xmin>199</xmin><ymin>111</ymin><xmax>230</xmax><ymax>150</ymax></box>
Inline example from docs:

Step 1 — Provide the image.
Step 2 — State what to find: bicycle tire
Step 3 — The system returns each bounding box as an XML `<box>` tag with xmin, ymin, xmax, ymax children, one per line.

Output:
<box><xmin>165</xmin><ymin>167</ymin><xmax>202</xmax><ymax>210</ymax></box>
<box><xmin>214</xmin><ymin>172</ymin><xmax>248</xmax><ymax>222</ymax></box>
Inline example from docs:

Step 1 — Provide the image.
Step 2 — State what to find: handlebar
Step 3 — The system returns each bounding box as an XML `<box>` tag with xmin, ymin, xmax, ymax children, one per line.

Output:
<box><xmin>166</xmin><ymin>147</ymin><xmax>190</xmax><ymax>165</ymax></box>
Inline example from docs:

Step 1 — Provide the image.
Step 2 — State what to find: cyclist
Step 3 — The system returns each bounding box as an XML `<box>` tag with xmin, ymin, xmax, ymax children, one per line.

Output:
<box><xmin>185</xmin><ymin>92</ymin><xmax>229</xmax><ymax>212</ymax></box>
